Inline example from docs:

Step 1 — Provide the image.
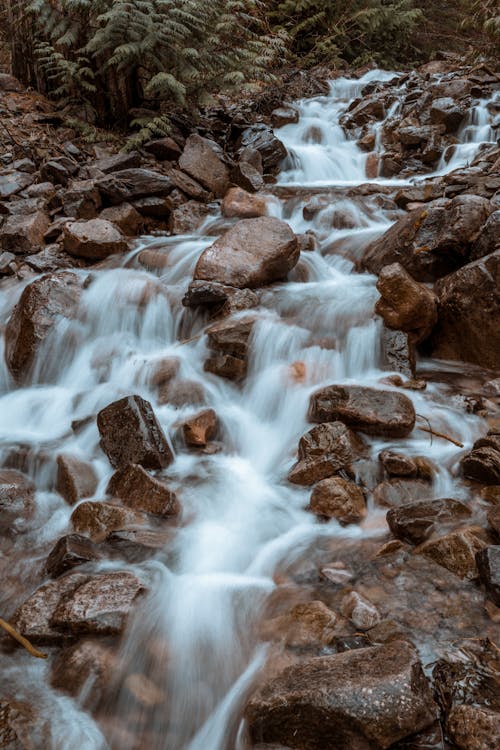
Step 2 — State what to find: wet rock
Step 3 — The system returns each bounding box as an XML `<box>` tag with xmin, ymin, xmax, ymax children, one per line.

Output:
<box><xmin>93</xmin><ymin>152</ymin><xmax>141</xmax><ymax>174</ymax></box>
<box><xmin>261</xmin><ymin>601</ymin><xmax>339</xmax><ymax>648</ymax></box>
<box><xmin>470</xmin><ymin>210</ymin><xmax>500</xmax><ymax>261</ymax></box>
<box><xmin>430</xmin><ymin>97</ymin><xmax>466</xmax><ymax>133</ymax></box>
<box><xmin>180</xmin><ymin>409</ymin><xmax>218</xmax><ymax>447</ymax></box>
<box><xmin>71</xmin><ymin>501</ymin><xmax>149</xmax><ymax>542</ymax></box>
<box><xmin>429</xmin><ymin>252</ymin><xmax>500</xmax><ymax>370</ymax></box>
<box><xmin>169</xmin><ymin>201</ymin><xmax>214</xmax><ymax>234</ymax></box>
<box><xmin>106</xmin><ymin>463</ymin><xmax>180</xmax><ymax>517</ymax></box>
<box><xmin>0</xmin><ymin>251</ymin><xmax>16</xmax><ymax>275</ymax></box>
<box><xmin>238</xmin><ymin>125</ymin><xmax>287</xmax><ymax>174</ymax></box>
<box><xmin>271</xmin><ymin>107</ymin><xmax>299</xmax><ymax>128</ymax></box>
<box><xmin>488</xmin><ymin>505</ymin><xmax>500</xmax><ymax>536</ymax></box>
<box><xmin>168</xmin><ymin>168</ymin><xmax>210</xmax><ymax>202</ymax></box>
<box><xmin>0</xmin><ymin>469</ymin><xmax>35</xmax><ymax>534</ymax></box>
<box><xmin>46</xmin><ymin>533</ymin><xmax>102</xmax><ymax>578</ymax></box>
<box><xmin>11</xmin><ymin>573</ymin><xmax>89</xmax><ymax>643</ymax></box>
<box><xmin>340</xmin><ymin>591</ymin><xmax>381</xmax><ymax>630</ymax></box>
<box><xmin>51</xmin><ymin>571</ymin><xmax>145</xmax><ymax>636</ymax></box>
<box><xmin>96</xmin><ymin>169</ymin><xmax>174</xmax><ymax>205</ymax></box>
<box><xmin>0</xmin><ymin>699</ymin><xmax>47</xmax><ymax>749</ymax></box>
<box><xmin>221</xmin><ymin>187</ymin><xmax>268</xmax><ymax>219</ymax></box>
<box><xmin>362</xmin><ymin>196</ymin><xmax>492</xmax><ymax>282</ymax></box>
<box><xmin>0</xmin><ymin>210</ymin><xmax>50</xmax><ymax>254</ymax></box>
<box><xmin>51</xmin><ymin>639</ymin><xmax>117</xmax><ymax>704</ymax></box>
<box><xmin>106</xmin><ymin>528</ymin><xmax>171</xmax><ymax>562</ymax></box>
<box><xmin>5</xmin><ymin>271</ymin><xmax>83</xmax><ymax>383</ymax></box>
<box><xmin>461</xmin><ymin>436</ymin><xmax>500</xmax><ymax>485</ymax></box>
<box><xmin>158</xmin><ymin>379</ymin><xmax>206</xmax><ymax>407</ymax></box>
<box><xmin>144</xmin><ymin>137</ymin><xmax>183</xmax><ymax>162</ymax></box>
<box><xmin>0</xmin><ymin>171</ymin><xmax>33</xmax><ymax>199</ymax></box>
<box><xmin>204</xmin><ymin>353</ymin><xmax>247</xmax><ymax>381</ymax></box>
<box><xmin>178</xmin><ymin>134</ymin><xmax>230</xmax><ymax>197</ymax></box>
<box><xmin>387</xmin><ymin>498</ymin><xmax>472</xmax><ymax>545</ymax></box>
<box><xmin>344</xmin><ymin>97</ymin><xmax>385</xmax><ymax>126</ymax></box>
<box><xmin>63</xmin><ymin>218</ymin><xmax>128</xmax><ymax>260</ymax></box>
<box><xmin>230</xmin><ymin>161</ymin><xmax>265</xmax><ymax>193</ymax></box>
<box><xmin>416</xmin><ymin>527</ymin><xmax>490</xmax><ymax>580</ymax></box>
<box><xmin>447</xmin><ymin>704</ymin><xmax>500</xmax><ymax>750</ymax></box>
<box><xmin>203</xmin><ymin>317</ymin><xmax>254</xmax><ymax>381</ymax></box>
<box><xmin>40</xmin><ymin>156</ymin><xmax>79</xmax><ymax>186</ymax></box>
<box><xmin>62</xmin><ymin>179</ymin><xmax>102</xmax><ymax>219</ymax></box>
<box><xmin>366</xmin><ymin>619</ymin><xmax>406</xmax><ymax>645</ymax></box>
<box><xmin>146</xmin><ymin>356</ymin><xmax>180</xmax><ymax>390</ymax></box>
<box><xmin>373</xmin><ymin>479</ymin><xmax>432</xmax><ymax>508</ymax></box>
<box><xmin>190</xmin><ymin>217</ymin><xmax>299</xmax><ymax>292</ymax></box>
<box><xmin>379</xmin><ymin>450</ymin><xmax>418</xmax><ymax>478</ymax></box>
<box><xmin>246</xmin><ymin>640</ymin><xmax>436</xmax><ymax>750</ymax></box>
<box><xmin>309</xmin><ymin>385</ymin><xmax>416</xmax><ymax>438</ymax></box>
<box><xmin>310</xmin><ymin>477</ymin><xmax>366</xmax><ymax>524</ymax></box>
<box><xmin>99</xmin><ymin>202</ymin><xmax>144</xmax><ymax>236</ymax></box>
<box><xmin>288</xmin><ymin>422</ymin><xmax>363</xmax><ymax>486</ymax></box>
<box><xmin>375</xmin><ymin>263</ymin><xmax>437</xmax><ymax>342</ymax></box>
<box><xmin>476</xmin><ymin>546</ymin><xmax>500</xmax><ymax>606</ymax></box>
<box><xmin>97</xmin><ymin>395</ymin><xmax>173</xmax><ymax>470</ymax></box>
<box><xmin>381</xmin><ymin>327</ymin><xmax>416</xmax><ymax>378</ymax></box>
<box><xmin>56</xmin><ymin>454</ymin><xmax>98</xmax><ymax>506</ymax></box>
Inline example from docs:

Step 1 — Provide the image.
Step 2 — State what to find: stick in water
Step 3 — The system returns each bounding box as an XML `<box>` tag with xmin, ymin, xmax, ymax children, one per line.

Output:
<box><xmin>0</xmin><ymin>617</ymin><xmax>47</xmax><ymax>659</ymax></box>
<box><xmin>417</xmin><ymin>425</ymin><xmax>464</xmax><ymax>449</ymax></box>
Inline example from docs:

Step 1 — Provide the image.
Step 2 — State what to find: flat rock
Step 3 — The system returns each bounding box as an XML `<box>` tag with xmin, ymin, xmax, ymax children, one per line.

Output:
<box><xmin>99</xmin><ymin>203</ymin><xmax>144</xmax><ymax>236</ymax></box>
<box><xmin>178</xmin><ymin>134</ymin><xmax>230</xmax><ymax>197</ymax></box>
<box><xmin>261</xmin><ymin>601</ymin><xmax>340</xmax><ymax>649</ymax></box>
<box><xmin>416</xmin><ymin>527</ymin><xmax>490</xmax><ymax>580</ymax></box>
<box><xmin>63</xmin><ymin>219</ymin><xmax>128</xmax><ymax>260</ymax></box>
<box><xmin>0</xmin><ymin>171</ymin><xmax>33</xmax><ymax>198</ymax></box>
<box><xmin>71</xmin><ymin>500</ymin><xmax>149</xmax><ymax>542</ymax></box>
<box><xmin>106</xmin><ymin>528</ymin><xmax>171</xmax><ymax>563</ymax></box>
<box><xmin>93</xmin><ymin>152</ymin><xmax>141</xmax><ymax>174</ymax></box>
<box><xmin>96</xmin><ymin>168</ymin><xmax>173</xmax><ymax>205</ymax></box>
<box><xmin>106</xmin><ymin>463</ymin><xmax>180</xmax><ymax>517</ymax></box>
<box><xmin>387</xmin><ymin>498</ymin><xmax>472</xmax><ymax>544</ymax></box>
<box><xmin>373</xmin><ymin>479</ymin><xmax>431</xmax><ymax>508</ymax></box>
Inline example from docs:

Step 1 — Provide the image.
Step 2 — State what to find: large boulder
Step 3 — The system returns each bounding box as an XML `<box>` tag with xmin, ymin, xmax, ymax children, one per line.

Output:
<box><xmin>0</xmin><ymin>211</ymin><xmax>50</xmax><ymax>254</ymax></box>
<box><xmin>221</xmin><ymin>187</ymin><xmax>268</xmax><ymax>219</ymax></box>
<box><xmin>375</xmin><ymin>263</ymin><xmax>437</xmax><ymax>343</ymax></box>
<box><xmin>178</xmin><ymin>134</ymin><xmax>230</xmax><ymax>197</ymax></box>
<box><xmin>96</xmin><ymin>169</ymin><xmax>173</xmax><ymax>205</ymax></box>
<box><xmin>246</xmin><ymin>640</ymin><xmax>436</xmax><ymax>749</ymax></box>
<box><xmin>427</xmin><ymin>252</ymin><xmax>500</xmax><ymax>370</ymax></box>
<box><xmin>63</xmin><ymin>219</ymin><xmax>128</xmax><ymax>260</ymax></box>
<box><xmin>309</xmin><ymin>385</ymin><xmax>416</xmax><ymax>438</ymax></box>
<box><xmin>288</xmin><ymin>422</ymin><xmax>363</xmax><ymax>486</ymax></box>
<box><xmin>5</xmin><ymin>271</ymin><xmax>83</xmax><ymax>383</ymax></box>
<box><xmin>97</xmin><ymin>395</ymin><xmax>173</xmax><ymax>470</ymax></box>
<box><xmin>362</xmin><ymin>196</ymin><xmax>492</xmax><ymax>282</ymax></box>
<box><xmin>189</xmin><ymin>217</ymin><xmax>299</xmax><ymax>297</ymax></box>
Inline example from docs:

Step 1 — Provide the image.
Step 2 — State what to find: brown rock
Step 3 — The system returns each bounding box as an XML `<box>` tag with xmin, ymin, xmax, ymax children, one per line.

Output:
<box><xmin>429</xmin><ymin>252</ymin><xmax>500</xmax><ymax>370</ymax></box>
<box><xmin>221</xmin><ymin>187</ymin><xmax>268</xmax><ymax>219</ymax></box>
<box><xmin>0</xmin><ymin>699</ymin><xmax>47</xmax><ymax>749</ymax></box>
<box><xmin>96</xmin><ymin>169</ymin><xmax>173</xmax><ymax>205</ymax></box>
<box><xmin>144</xmin><ymin>137</ymin><xmax>182</xmax><ymax>162</ymax></box>
<box><xmin>488</xmin><ymin>506</ymin><xmax>500</xmax><ymax>536</ymax></box>
<box><xmin>375</xmin><ymin>263</ymin><xmax>437</xmax><ymax>342</ymax></box>
<box><xmin>340</xmin><ymin>591</ymin><xmax>381</xmax><ymax>630</ymax></box>
<box><xmin>62</xmin><ymin>179</ymin><xmax>101</xmax><ymax>219</ymax></box>
<box><xmin>93</xmin><ymin>152</ymin><xmax>141</xmax><ymax>174</ymax></box>
<box><xmin>106</xmin><ymin>528</ymin><xmax>171</xmax><ymax>563</ymax></box>
<box><xmin>158</xmin><ymin>379</ymin><xmax>206</xmax><ymax>407</ymax></box>
<box><xmin>379</xmin><ymin>450</ymin><xmax>418</xmax><ymax>478</ymax></box>
<box><xmin>373</xmin><ymin>479</ymin><xmax>431</xmax><ymax>508</ymax></box>
<box><xmin>0</xmin><ymin>171</ymin><xmax>33</xmax><ymax>199</ymax></box>
<box><xmin>288</xmin><ymin>422</ymin><xmax>362</xmax><ymax>486</ymax></box>
<box><xmin>56</xmin><ymin>454</ymin><xmax>98</xmax><ymax>506</ymax></box>
<box><xmin>365</xmin><ymin>153</ymin><xmax>379</xmax><ymax>179</ymax></box>
<box><xmin>132</xmin><ymin>195</ymin><xmax>171</xmax><ymax>219</ymax></box>
<box><xmin>470</xmin><ymin>210</ymin><xmax>500</xmax><ymax>261</ymax></box>
<box><xmin>0</xmin><ymin>469</ymin><xmax>35</xmax><ymax>534</ymax></box>
<box><xmin>46</xmin><ymin>534</ymin><xmax>102</xmax><ymax>578</ymax></box>
<box><xmin>230</xmin><ymin>161</ymin><xmax>265</xmax><ymax>193</ymax></box>
<box><xmin>344</xmin><ymin>97</ymin><xmax>385</xmax><ymax>126</ymax></box>
<box><xmin>262</xmin><ymin>601</ymin><xmax>339</xmax><ymax>648</ymax></box>
<box><xmin>476</xmin><ymin>546</ymin><xmax>500</xmax><ymax>606</ymax></box>
<box><xmin>51</xmin><ymin>571</ymin><xmax>145</xmax><ymax>635</ymax></box>
<box><xmin>271</xmin><ymin>107</ymin><xmax>299</xmax><ymax>128</ymax></box>
<box><xmin>0</xmin><ymin>211</ymin><xmax>50</xmax><ymax>254</ymax></box>
<box><xmin>97</xmin><ymin>395</ymin><xmax>173</xmax><ymax>470</ymax></box>
<box><xmin>71</xmin><ymin>501</ymin><xmax>149</xmax><ymax>542</ymax></box>
<box><xmin>207</xmin><ymin>317</ymin><xmax>255</xmax><ymax>357</ymax></box>
<box><xmin>309</xmin><ymin>385</ymin><xmax>416</xmax><ymax>438</ymax></box>
<box><xmin>381</xmin><ymin>327</ymin><xmax>416</xmax><ymax>378</ymax></box>
<box><xmin>387</xmin><ymin>498</ymin><xmax>472</xmax><ymax>545</ymax></box>
<box><xmin>181</xmin><ymin>409</ymin><xmax>218</xmax><ymax>447</ymax></box>
<box><xmin>191</xmin><ymin>217</ymin><xmax>299</xmax><ymax>291</ymax></box>
<box><xmin>63</xmin><ymin>218</ymin><xmax>128</xmax><ymax>260</ymax></box>
<box><xmin>168</xmin><ymin>168</ymin><xmax>210</xmax><ymax>202</ymax></box>
<box><xmin>178</xmin><ymin>134</ymin><xmax>230</xmax><ymax>197</ymax></box>
<box><xmin>430</xmin><ymin>98</ymin><xmax>466</xmax><ymax>133</ymax></box>
<box><xmin>51</xmin><ymin>639</ymin><xmax>117</xmax><ymax>704</ymax></box>
<box><xmin>204</xmin><ymin>353</ymin><xmax>247</xmax><ymax>381</ymax></box>
<box><xmin>246</xmin><ymin>640</ymin><xmax>436</xmax><ymax>750</ymax></box>
<box><xmin>238</xmin><ymin>125</ymin><xmax>287</xmax><ymax>174</ymax></box>
<box><xmin>447</xmin><ymin>704</ymin><xmax>500</xmax><ymax>750</ymax></box>
<box><xmin>169</xmin><ymin>201</ymin><xmax>214</xmax><ymax>234</ymax></box>
<box><xmin>40</xmin><ymin>156</ymin><xmax>78</xmax><ymax>186</ymax></box>
<box><xmin>310</xmin><ymin>477</ymin><xmax>366</xmax><ymax>524</ymax></box>
<box><xmin>106</xmin><ymin>463</ymin><xmax>180</xmax><ymax>517</ymax></box>
<box><xmin>416</xmin><ymin>527</ymin><xmax>490</xmax><ymax>580</ymax></box>
<box><xmin>100</xmin><ymin>203</ymin><xmax>144</xmax><ymax>236</ymax></box>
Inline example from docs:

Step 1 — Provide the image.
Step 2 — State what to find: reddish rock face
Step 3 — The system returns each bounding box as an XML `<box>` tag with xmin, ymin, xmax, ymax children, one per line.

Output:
<box><xmin>415</xmin><ymin>527</ymin><xmax>490</xmax><ymax>580</ymax></box>
<box><xmin>97</xmin><ymin>395</ymin><xmax>173</xmax><ymax>470</ymax></box>
<box><xmin>63</xmin><ymin>218</ymin><xmax>128</xmax><ymax>260</ymax></box>
<box><xmin>178</xmin><ymin>134</ymin><xmax>230</xmax><ymax>197</ymax></box>
<box><xmin>180</xmin><ymin>409</ymin><xmax>218</xmax><ymax>447</ymax></box>
<box><xmin>191</xmin><ymin>217</ymin><xmax>299</xmax><ymax>291</ymax></box>
<box><xmin>106</xmin><ymin>463</ymin><xmax>180</xmax><ymax>517</ymax></box>
<box><xmin>288</xmin><ymin>422</ymin><xmax>362</xmax><ymax>486</ymax></box>
<box><xmin>221</xmin><ymin>187</ymin><xmax>268</xmax><ymax>219</ymax></box>
<box><xmin>56</xmin><ymin>454</ymin><xmax>98</xmax><ymax>506</ymax></box>
<box><xmin>429</xmin><ymin>252</ymin><xmax>500</xmax><ymax>370</ymax></box>
<box><xmin>46</xmin><ymin>533</ymin><xmax>102</xmax><ymax>578</ymax></box>
<box><xmin>375</xmin><ymin>262</ymin><xmax>437</xmax><ymax>343</ymax></box>
<box><xmin>386</xmin><ymin>498</ymin><xmax>472</xmax><ymax>545</ymax></box>
<box><xmin>0</xmin><ymin>469</ymin><xmax>35</xmax><ymax>534</ymax></box>
<box><xmin>246</xmin><ymin>640</ymin><xmax>436</xmax><ymax>750</ymax></box>
<box><xmin>99</xmin><ymin>203</ymin><xmax>144</xmax><ymax>236</ymax></box>
<box><xmin>0</xmin><ymin>210</ymin><xmax>50</xmax><ymax>254</ymax></box>
<box><xmin>309</xmin><ymin>385</ymin><xmax>416</xmax><ymax>438</ymax></box>
<box><xmin>340</xmin><ymin>591</ymin><xmax>381</xmax><ymax>630</ymax></box>
<box><xmin>4</xmin><ymin>271</ymin><xmax>83</xmax><ymax>383</ymax></box>
<box><xmin>309</xmin><ymin>477</ymin><xmax>366</xmax><ymax>524</ymax></box>
<box><xmin>71</xmin><ymin>500</ymin><xmax>150</xmax><ymax>542</ymax></box>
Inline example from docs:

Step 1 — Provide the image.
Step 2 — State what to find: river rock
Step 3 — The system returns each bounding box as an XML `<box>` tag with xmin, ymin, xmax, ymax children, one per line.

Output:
<box><xmin>428</xmin><ymin>252</ymin><xmax>500</xmax><ymax>370</ymax></box>
<box><xmin>203</xmin><ymin>317</ymin><xmax>255</xmax><ymax>380</ymax></box>
<box><xmin>271</xmin><ymin>107</ymin><xmax>299</xmax><ymax>128</ymax></box>
<box><xmin>447</xmin><ymin>705</ymin><xmax>500</xmax><ymax>750</ymax></box>
<box><xmin>144</xmin><ymin>137</ymin><xmax>183</xmax><ymax>162</ymax></box>
<box><xmin>97</xmin><ymin>395</ymin><xmax>173</xmax><ymax>470</ymax></box>
<box><xmin>476</xmin><ymin>546</ymin><xmax>500</xmax><ymax>606</ymax></box>
<box><xmin>0</xmin><ymin>469</ymin><xmax>35</xmax><ymax>534</ymax></box>
<box><xmin>5</xmin><ymin>271</ymin><xmax>83</xmax><ymax>383</ymax></box>
<box><xmin>96</xmin><ymin>169</ymin><xmax>173</xmax><ymax>205</ymax></box>
<box><xmin>230</xmin><ymin>161</ymin><xmax>265</xmax><ymax>193</ymax></box>
<box><xmin>381</xmin><ymin>327</ymin><xmax>416</xmax><ymax>378</ymax></box>
<box><xmin>461</xmin><ymin>434</ymin><xmax>500</xmax><ymax>485</ymax></box>
<box><xmin>386</xmin><ymin>498</ymin><xmax>472</xmax><ymax>545</ymax></box>
<box><xmin>180</xmin><ymin>409</ymin><xmax>218</xmax><ymax>447</ymax></box>
<box><xmin>190</xmin><ymin>217</ymin><xmax>299</xmax><ymax>293</ymax></box>
<box><xmin>470</xmin><ymin>210</ymin><xmax>500</xmax><ymax>261</ymax></box>
<box><xmin>71</xmin><ymin>500</ymin><xmax>149</xmax><ymax>542</ymax></box>
<box><xmin>99</xmin><ymin>203</ymin><xmax>144</xmax><ymax>235</ymax></box>
<box><xmin>310</xmin><ymin>477</ymin><xmax>366</xmax><ymax>524</ymax></box>
<box><xmin>178</xmin><ymin>134</ymin><xmax>230</xmax><ymax>197</ymax></box>
<box><xmin>261</xmin><ymin>601</ymin><xmax>340</xmax><ymax>649</ymax></box>
<box><xmin>344</xmin><ymin>97</ymin><xmax>385</xmax><ymax>126</ymax></box>
<box><xmin>221</xmin><ymin>187</ymin><xmax>268</xmax><ymax>219</ymax></box>
<box><xmin>375</xmin><ymin>263</ymin><xmax>437</xmax><ymax>342</ymax></box>
<box><xmin>63</xmin><ymin>218</ymin><xmax>128</xmax><ymax>259</ymax></box>
<box><xmin>51</xmin><ymin>639</ymin><xmax>117</xmax><ymax>704</ymax></box>
<box><xmin>309</xmin><ymin>385</ymin><xmax>416</xmax><ymax>438</ymax></box>
<box><xmin>169</xmin><ymin>201</ymin><xmax>214</xmax><ymax>234</ymax></box>
<box><xmin>288</xmin><ymin>422</ymin><xmax>363</xmax><ymax>486</ymax></box>
<box><xmin>340</xmin><ymin>591</ymin><xmax>380</xmax><ymax>630</ymax></box>
<box><xmin>379</xmin><ymin>450</ymin><xmax>418</xmax><ymax>478</ymax></box>
<box><xmin>237</xmin><ymin>125</ymin><xmax>287</xmax><ymax>174</ymax></box>
<box><xmin>46</xmin><ymin>534</ymin><xmax>102</xmax><ymax>578</ymax></box>
<box><xmin>0</xmin><ymin>699</ymin><xmax>47</xmax><ymax>749</ymax></box>
<box><xmin>246</xmin><ymin>640</ymin><xmax>436</xmax><ymax>749</ymax></box>
<box><xmin>416</xmin><ymin>527</ymin><xmax>490</xmax><ymax>580</ymax></box>
<box><xmin>158</xmin><ymin>378</ymin><xmax>206</xmax><ymax>407</ymax></box>
<box><xmin>0</xmin><ymin>210</ymin><xmax>50</xmax><ymax>254</ymax></box>
<box><xmin>106</xmin><ymin>528</ymin><xmax>172</xmax><ymax>563</ymax></box>
<box><xmin>488</xmin><ymin>505</ymin><xmax>500</xmax><ymax>536</ymax></box>
<box><xmin>373</xmin><ymin>479</ymin><xmax>432</xmax><ymax>508</ymax></box>
<box><xmin>106</xmin><ymin>463</ymin><xmax>180</xmax><ymax>517</ymax></box>
<box><xmin>430</xmin><ymin>97</ymin><xmax>466</xmax><ymax>133</ymax></box>
<box><xmin>56</xmin><ymin>454</ymin><xmax>98</xmax><ymax>506</ymax></box>
<box><xmin>51</xmin><ymin>571</ymin><xmax>145</xmax><ymax>636</ymax></box>
<box><xmin>362</xmin><ymin>195</ymin><xmax>492</xmax><ymax>282</ymax></box>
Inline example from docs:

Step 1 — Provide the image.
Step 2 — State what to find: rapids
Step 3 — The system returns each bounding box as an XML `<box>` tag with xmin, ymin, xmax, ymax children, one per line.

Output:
<box><xmin>0</xmin><ymin>70</ymin><xmax>498</xmax><ymax>749</ymax></box>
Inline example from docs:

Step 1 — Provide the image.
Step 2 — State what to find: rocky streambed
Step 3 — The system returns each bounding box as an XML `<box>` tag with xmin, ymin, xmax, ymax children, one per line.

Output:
<box><xmin>0</xmin><ymin>62</ymin><xmax>499</xmax><ymax>750</ymax></box>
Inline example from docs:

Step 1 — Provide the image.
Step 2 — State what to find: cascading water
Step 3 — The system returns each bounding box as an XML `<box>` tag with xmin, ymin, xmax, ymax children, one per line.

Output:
<box><xmin>0</xmin><ymin>69</ymin><xmax>498</xmax><ymax>750</ymax></box>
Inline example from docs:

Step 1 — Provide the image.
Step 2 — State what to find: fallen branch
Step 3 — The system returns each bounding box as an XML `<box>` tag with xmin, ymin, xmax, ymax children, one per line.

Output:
<box><xmin>417</xmin><ymin>425</ymin><xmax>464</xmax><ymax>449</ymax></box>
<box><xmin>0</xmin><ymin>617</ymin><xmax>47</xmax><ymax>659</ymax></box>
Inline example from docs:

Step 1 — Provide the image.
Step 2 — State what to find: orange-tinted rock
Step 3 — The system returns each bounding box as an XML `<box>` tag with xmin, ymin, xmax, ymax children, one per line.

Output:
<box><xmin>387</xmin><ymin>498</ymin><xmax>471</xmax><ymax>545</ymax></box>
<box><xmin>261</xmin><ymin>601</ymin><xmax>339</xmax><ymax>648</ymax></box>
<box><xmin>46</xmin><ymin>533</ymin><xmax>101</xmax><ymax>578</ymax></box>
<box><xmin>63</xmin><ymin>218</ymin><xmax>128</xmax><ymax>260</ymax></box>
<box><xmin>0</xmin><ymin>468</ymin><xmax>35</xmax><ymax>534</ymax></box>
<box><xmin>71</xmin><ymin>500</ymin><xmax>149</xmax><ymax>542</ymax></box>
<box><xmin>447</xmin><ymin>704</ymin><xmax>500</xmax><ymax>750</ymax></box>
<box><xmin>181</xmin><ymin>409</ymin><xmax>218</xmax><ymax>447</ymax></box>
<box><xmin>379</xmin><ymin>450</ymin><xmax>418</xmax><ymax>478</ymax></box>
<box><xmin>0</xmin><ymin>210</ymin><xmax>50</xmax><ymax>254</ymax></box>
<box><xmin>222</xmin><ymin>187</ymin><xmax>268</xmax><ymax>219</ymax></box>
<box><xmin>288</xmin><ymin>422</ymin><xmax>362</xmax><ymax>486</ymax></box>
<box><xmin>461</xmin><ymin>433</ymin><xmax>500</xmax><ymax>485</ymax></box>
<box><xmin>51</xmin><ymin>639</ymin><xmax>117</xmax><ymax>705</ymax></box>
<box><xmin>99</xmin><ymin>203</ymin><xmax>144</xmax><ymax>236</ymax></box>
<box><xmin>416</xmin><ymin>527</ymin><xmax>490</xmax><ymax>580</ymax></box>
<box><xmin>310</xmin><ymin>477</ymin><xmax>366</xmax><ymax>524</ymax></box>
<box><xmin>56</xmin><ymin>454</ymin><xmax>98</xmax><ymax>506</ymax></box>
<box><xmin>373</xmin><ymin>478</ymin><xmax>431</xmax><ymax>508</ymax></box>
<box><xmin>178</xmin><ymin>134</ymin><xmax>230</xmax><ymax>197</ymax></box>
<box><xmin>340</xmin><ymin>591</ymin><xmax>381</xmax><ymax>630</ymax></box>
<box><xmin>106</xmin><ymin>463</ymin><xmax>180</xmax><ymax>517</ymax></box>
<box><xmin>375</xmin><ymin>262</ymin><xmax>437</xmax><ymax>343</ymax></box>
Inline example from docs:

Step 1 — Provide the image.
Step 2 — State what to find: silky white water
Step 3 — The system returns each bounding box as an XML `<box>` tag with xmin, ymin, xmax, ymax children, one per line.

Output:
<box><xmin>0</xmin><ymin>69</ymin><xmax>496</xmax><ymax>749</ymax></box>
